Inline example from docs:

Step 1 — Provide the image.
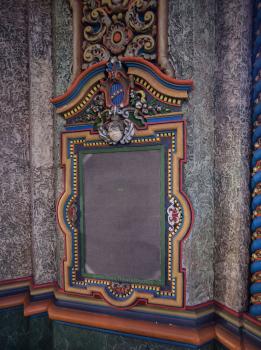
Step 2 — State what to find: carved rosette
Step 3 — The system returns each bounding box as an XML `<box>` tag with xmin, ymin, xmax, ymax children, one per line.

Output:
<box><xmin>82</xmin><ymin>0</ymin><xmax>157</xmax><ymax>69</ymax></box>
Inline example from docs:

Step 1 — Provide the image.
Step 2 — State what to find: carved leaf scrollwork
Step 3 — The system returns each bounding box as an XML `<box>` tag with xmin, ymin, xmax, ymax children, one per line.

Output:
<box><xmin>82</xmin><ymin>44</ymin><xmax>110</xmax><ymax>68</ymax></box>
<box><xmin>125</xmin><ymin>0</ymin><xmax>157</xmax><ymax>33</ymax></box>
<box><xmin>83</xmin><ymin>6</ymin><xmax>111</xmax><ymax>43</ymax></box>
<box><xmin>82</xmin><ymin>0</ymin><xmax>157</xmax><ymax>68</ymax></box>
<box><xmin>125</xmin><ymin>35</ymin><xmax>156</xmax><ymax>59</ymax></box>
<box><xmin>101</xmin><ymin>0</ymin><xmax>129</xmax><ymax>11</ymax></box>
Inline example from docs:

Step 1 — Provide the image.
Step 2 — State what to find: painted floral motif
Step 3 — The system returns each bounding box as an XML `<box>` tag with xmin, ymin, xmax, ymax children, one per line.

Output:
<box><xmin>68</xmin><ymin>202</ymin><xmax>78</xmax><ymax>225</ymax></box>
<box><xmin>167</xmin><ymin>197</ymin><xmax>181</xmax><ymax>232</ymax></box>
<box><xmin>110</xmin><ymin>282</ymin><xmax>132</xmax><ymax>296</ymax></box>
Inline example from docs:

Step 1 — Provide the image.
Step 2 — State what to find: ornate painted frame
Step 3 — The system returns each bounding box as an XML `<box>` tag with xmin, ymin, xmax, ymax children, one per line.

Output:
<box><xmin>52</xmin><ymin>57</ymin><xmax>193</xmax><ymax>308</ymax></box>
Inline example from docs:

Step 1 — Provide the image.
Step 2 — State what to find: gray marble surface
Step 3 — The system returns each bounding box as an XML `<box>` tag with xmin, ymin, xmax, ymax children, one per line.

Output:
<box><xmin>0</xmin><ymin>0</ymin><xmax>32</xmax><ymax>279</ymax></box>
<box><xmin>169</xmin><ymin>0</ymin><xmax>216</xmax><ymax>306</ymax></box>
<box><xmin>169</xmin><ymin>0</ymin><xmax>252</xmax><ymax>311</ymax></box>
<box><xmin>213</xmin><ymin>0</ymin><xmax>252</xmax><ymax>311</ymax></box>
<box><xmin>28</xmin><ymin>0</ymin><xmax>56</xmax><ymax>284</ymax></box>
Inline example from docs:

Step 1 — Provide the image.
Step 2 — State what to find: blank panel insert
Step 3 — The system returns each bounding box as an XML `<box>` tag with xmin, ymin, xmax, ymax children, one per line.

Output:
<box><xmin>82</xmin><ymin>149</ymin><xmax>162</xmax><ymax>281</ymax></box>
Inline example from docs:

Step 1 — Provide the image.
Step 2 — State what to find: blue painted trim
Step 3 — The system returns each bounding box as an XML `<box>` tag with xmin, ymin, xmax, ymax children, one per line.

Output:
<box><xmin>252</xmin><ymin>103</ymin><xmax>261</xmax><ymax>121</ymax></box>
<box><xmin>125</xmin><ymin>61</ymin><xmax>192</xmax><ymax>91</ymax></box>
<box><xmin>250</xmin><ymin>1</ymin><xmax>261</xmax><ymax>317</ymax></box>
<box><xmin>251</xmin><ymin>194</ymin><xmax>261</xmax><ymax>210</ymax></box>
<box><xmin>253</xmin><ymin>57</ymin><xmax>261</xmax><ymax>78</ymax></box>
<box><xmin>251</xmin><ymin>172</ymin><xmax>261</xmax><ymax>190</ymax></box>
<box><xmin>251</xmin><ymin>238</ymin><xmax>261</xmax><ymax>253</ymax></box>
<box><xmin>65</xmin><ymin>124</ymin><xmax>93</xmax><ymax>132</ymax></box>
<box><xmin>250</xmin><ymin>282</ymin><xmax>261</xmax><ymax>294</ymax></box>
<box><xmin>53</xmin><ymin>66</ymin><xmax>106</xmax><ymax>108</ymax></box>
<box><xmin>251</xmin><ymin>217</ymin><xmax>261</xmax><ymax>231</ymax></box>
<box><xmin>249</xmin><ymin>305</ymin><xmax>261</xmax><ymax>317</ymax></box>
<box><xmin>252</xmin><ymin>126</ymin><xmax>261</xmax><ymax>143</ymax></box>
<box><xmin>147</xmin><ymin>116</ymin><xmax>183</xmax><ymax>123</ymax></box>
<box><xmin>250</xmin><ymin>261</ymin><xmax>261</xmax><ymax>274</ymax></box>
<box><xmin>253</xmin><ymin>80</ymin><xmax>261</xmax><ymax>101</ymax></box>
<box><xmin>0</xmin><ymin>287</ymin><xmax>28</xmax><ymax>298</ymax></box>
<box><xmin>31</xmin><ymin>292</ymin><xmax>54</xmax><ymax>302</ymax></box>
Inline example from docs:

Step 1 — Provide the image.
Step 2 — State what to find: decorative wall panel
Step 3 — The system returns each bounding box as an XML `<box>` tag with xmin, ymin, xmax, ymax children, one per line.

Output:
<box><xmin>0</xmin><ymin>0</ymin><xmax>260</xmax><ymax>348</ymax></box>
<box><xmin>52</xmin><ymin>56</ymin><xmax>193</xmax><ymax>308</ymax></box>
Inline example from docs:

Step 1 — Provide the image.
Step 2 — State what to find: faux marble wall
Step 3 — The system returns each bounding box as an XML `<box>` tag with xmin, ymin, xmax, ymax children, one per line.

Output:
<box><xmin>0</xmin><ymin>0</ymin><xmax>252</xmax><ymax>314</ymax></box>
<box><xmin>0</xmin><ymin>0</ymin><xmax>58</xmax><ymax>284</ymax></box>
<box><xmin>0</xmin><ymin>0</ymin><xmax>32</xmax><ymax>279</ymax></box>
<box><xmin>213</xmin><ymin>0</ymin><xmax>252</xmax><ymax>311</ymax></box>
<box><xmin>28</xmin><ymin>0</ymin><xmax>56</xmax><ymax>284</ymax></box>
<box><xmin>169</xmin><ymin>0</ymin><xmax>252</xmax><ymax>310</ymax></box>
<box><xmin>169</xmin><ymin>0</ymin><xmax>216</xmax><ymax>306</ymax></box>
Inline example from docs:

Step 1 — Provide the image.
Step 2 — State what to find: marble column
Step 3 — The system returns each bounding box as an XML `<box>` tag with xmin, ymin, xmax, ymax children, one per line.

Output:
<box><xmin>213</xmin><ymin>0</ymin><xmax>252</xmax><ymax>311</ymax></box>
<box><xmin>28</xmin><ymin>0</ymin><xmax>56</xmax><ymax>284</ymax></box>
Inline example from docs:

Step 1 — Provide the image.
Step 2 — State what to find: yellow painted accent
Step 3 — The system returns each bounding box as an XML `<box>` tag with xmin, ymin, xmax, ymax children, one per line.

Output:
<box><xmin>56</xmin><ymin>73</ymin><xmax>104</xmax><ymax>115</ymax></box>
<box><xmin>128</xmin><ymin>68</ymin><xmax>188</xmax><ymax>99</ymax></box>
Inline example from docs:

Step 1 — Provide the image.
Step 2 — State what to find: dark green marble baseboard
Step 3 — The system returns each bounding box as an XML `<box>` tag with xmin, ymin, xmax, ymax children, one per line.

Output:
<box><xmin>0</xmin><ymin>307</ymin><xmax>52</xmax><ymax>350</ymax></box>
<box><xmin>0</xmin><ymin>307</ymin><xmax>227</xmax><ymax>350</ymax></box>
